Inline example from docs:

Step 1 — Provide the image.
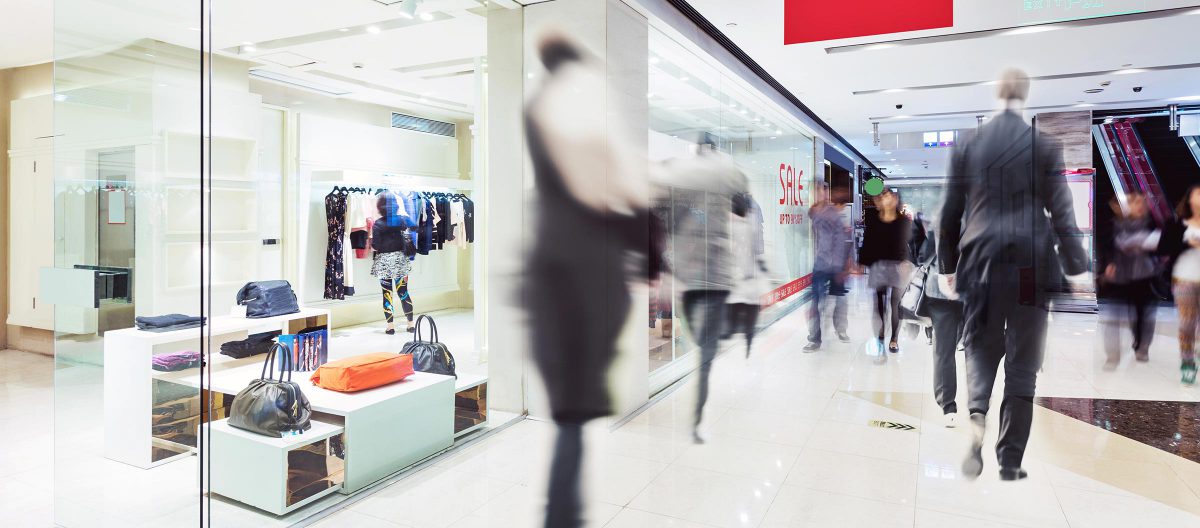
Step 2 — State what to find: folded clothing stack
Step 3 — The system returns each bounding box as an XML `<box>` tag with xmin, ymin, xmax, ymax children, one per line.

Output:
<box><xmin>135</xmin><ymin>314</ymin><xmax>206</xmax><ymax>332</ymax></box>
<box><xmin>220</xmin><ymin>330</ymin><xmax>282</xmax><ymax>359</ymax></box>
<box><xmin>152</xmin><ymin>350</ymin><xmax>202</xmax><ymax>372</ymax></box>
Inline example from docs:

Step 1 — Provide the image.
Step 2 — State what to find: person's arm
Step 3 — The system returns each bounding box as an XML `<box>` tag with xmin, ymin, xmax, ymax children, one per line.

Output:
<box><xmin>938</xmin><ymin>147</ymin><xmax>968</xmax><ymax>276</ymax></box>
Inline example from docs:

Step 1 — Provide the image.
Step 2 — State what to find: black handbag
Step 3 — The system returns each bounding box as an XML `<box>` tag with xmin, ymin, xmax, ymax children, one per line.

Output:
<box><xmin>236</xmin><ymin>280</ymin><xmax>300</xmax><ymax>319</ymax></box>
<box><xmin>400</xmin><ymin>314</ymin><xmax>456</xmax><ymax>378</ymax></box>
<box><xmin>228</xmin><ymin>343</ymin><xmax>313</xmax><ymax>438</ymax></box>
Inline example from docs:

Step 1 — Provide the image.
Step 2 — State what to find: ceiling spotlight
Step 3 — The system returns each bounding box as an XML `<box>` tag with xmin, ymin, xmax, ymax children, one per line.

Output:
<box><xmin>398</xmin><ymin>0</ymin><xmax>420</xmax><ymax>19</ymax></box>
<box><xmin>1084</xmin><ymin>88</ymin><xmax>1104</xmax><ymax>94</ymax></box>
<box><xmin>775</xmin><ymin>129</ymin><xmax>783</xmax><ymax>135</ymax></box>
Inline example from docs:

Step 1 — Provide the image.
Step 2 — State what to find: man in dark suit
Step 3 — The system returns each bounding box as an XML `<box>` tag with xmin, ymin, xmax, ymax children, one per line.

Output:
<box><xmin>938</xmin><ymin>69</ymin><xmax>1089</xmax><ymax>481</ymax></box>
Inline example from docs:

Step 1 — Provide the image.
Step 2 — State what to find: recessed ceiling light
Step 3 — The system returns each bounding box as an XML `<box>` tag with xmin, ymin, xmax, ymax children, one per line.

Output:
<box><xmin>1084</xmin><ymin>88</ymin><xmax>1104</xmax><ymax>94</ymax></box>
<box><xmin>775</xmin><ymin>129</ymin><xmax>783</xmax><ymax>134</ymax></box>
<box><xmin>885</xmin><ymin>152</ymin><xmax>892</xmax><ymax>155</ymax></box>
<box><xmin>339</xmin><ymin>28</ymin><xmax>350</xmax><ymax>32</ymax></box>
<box><xmin>366</xmin><ymin>25</ymin><xmax>382</xmax><ymax>34</ymax></box>
<box><xmin>1114</xmin><ymin>68</ymin><xmax>1146</xmax><ymax>75</ymax></box>
<box><xmin>1073</xmin><ymin>103</ymin><xmax>1095</xmax><ymax>108</ymax></box>
<box><xmin>890</xmin><ymin>158</ymin><xmax>897</xmax><ymax>161</ymax></box>
<box><xmin>1173</xmin><ymin>95</ymin><xmax>1200</xmax><ymax>101</ymax></box>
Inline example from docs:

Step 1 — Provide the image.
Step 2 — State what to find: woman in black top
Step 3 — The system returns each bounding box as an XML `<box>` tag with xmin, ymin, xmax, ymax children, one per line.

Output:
<box><xmin>371</xmin><ymin>192</ymin><xmax>417</xmax><ymax>335</ymax></box>
<box><xmin>859</xmin><ymin>189</ymin><xmax>913</xmax><ymax>352</ymax></box>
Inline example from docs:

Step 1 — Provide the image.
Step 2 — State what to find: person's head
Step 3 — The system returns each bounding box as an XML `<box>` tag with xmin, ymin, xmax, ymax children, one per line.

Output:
<box><xmin>377</xmin><ymin>192</ymin><xmax>399</xmax><ymax>221</ymax></box>
<box><xmin>830</xmin><ymin>185</ymin><xmax>850</xmax><ymax>205</ymax></box>
<box><xmin>1177</xmin><ymin>185</ymin><xmax>1200</xmax><ymax>220</ymax></box>
<box><xmin>537</xmin><ymin>32</ymin><xmax>583</xmax><ymax>73</ymax></box>
<box><xmin>873</xmin><ymin>189</ymin><xmax>899</xmax><ymax>213</ymax></box>
<box><xmin>997</xmin><ymin>68</ymin><xmax>1030</xmax><ymax>103</ymax></box>
<box><xmin>1126</xmin><ymin>191</ymin><xmax>1148</xmax><ymax>219</ymax></box>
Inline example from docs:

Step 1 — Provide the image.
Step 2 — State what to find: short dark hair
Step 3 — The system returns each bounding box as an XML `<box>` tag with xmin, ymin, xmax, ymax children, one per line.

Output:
<box><xmin>1177</xmin><ymin>185</ymin><xmax>1200</xmax><ymax>219</ymax></box>
<box><xmin>538</xmin><ymin>34</ymin><xmax>582</xmax><ymax>73</ymax></box>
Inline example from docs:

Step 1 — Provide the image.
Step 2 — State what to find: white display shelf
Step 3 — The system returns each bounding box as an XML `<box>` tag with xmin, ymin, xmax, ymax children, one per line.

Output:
<box><xmin>206</xmin><ymin>419</ymin><xmax>345</xmax><ymax>515</ymax></box>
<box><xmin>103</xmin><ymin>308</ymin><xmax>331</xmax><ymax>469</ymax></box>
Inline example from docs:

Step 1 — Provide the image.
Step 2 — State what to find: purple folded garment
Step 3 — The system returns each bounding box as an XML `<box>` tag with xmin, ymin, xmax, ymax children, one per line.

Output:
<box><xmin>152</xmin><ymin>351</ymin><xmax>202</xmax><ymax>372</ymax></box>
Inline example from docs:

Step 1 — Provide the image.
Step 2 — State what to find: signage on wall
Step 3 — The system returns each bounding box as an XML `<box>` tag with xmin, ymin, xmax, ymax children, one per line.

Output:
<box><xmin>1020</xmin><ymin>0</ymin><xmax>1146</xmax><ymax>23</ymax></box>
<box><xmin>923</xmin><ymin>131</ymin><xmax>956</xmax><ymax>148</ymax></box>
<box><xmin>778</xmin><ymin>163</ymin><xmax>806</xmax><ymax>224</ymax></box>
<box><xmin>784</xmin><ymin>0</ymin><xmax>954</xmax><ymax>44</ymax></box>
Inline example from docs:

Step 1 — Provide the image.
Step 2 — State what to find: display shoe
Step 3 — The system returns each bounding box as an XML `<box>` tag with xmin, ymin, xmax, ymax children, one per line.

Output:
<box><xmin>1182</xmin><ymin>361</ymin><xmax>1198</xmax><ymax>385</ymax></box>
<box><xmin>962</xmin><ymin>412</ymin><xmax>986</xmax><ymax>479</ymax></box>
<box><xmin>999</xmin><ymin>467</ymin><xmax>1029</xmax><ymax>481</ymax></box>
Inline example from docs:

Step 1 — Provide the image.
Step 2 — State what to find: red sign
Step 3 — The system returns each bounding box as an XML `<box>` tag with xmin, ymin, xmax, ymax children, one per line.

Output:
<box><xmin>778</xmin><ymin>163</ymin><xmax>805</xmax><ymax>224</ymax></box>
<box><xmin>761</xmin><ymin>274</ymin><xmax>812</xmax><ymax>307</ymax></box>
<box><xmin>784</xmin><ymin>0</ymin><xmax>954</xmax><ymax>45</ymax></box>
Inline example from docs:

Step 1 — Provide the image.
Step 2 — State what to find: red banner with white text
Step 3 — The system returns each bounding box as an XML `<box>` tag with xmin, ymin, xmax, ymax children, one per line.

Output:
<box><xmin>784</xmin><ymin>0</ymin><xmax>954</xmax><ymax>45</ymax></box>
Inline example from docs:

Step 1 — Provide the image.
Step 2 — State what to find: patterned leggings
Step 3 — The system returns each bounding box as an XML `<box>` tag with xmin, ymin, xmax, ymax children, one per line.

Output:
<box><xmin>381</xmin><ymin>276</ymin><xmax>414</xmax><ymax>325</ymax></box>
<box><xmin>1175</xmin><ymin>281</ymin><xmax>1200</xmax><ymax>364</ymax></box>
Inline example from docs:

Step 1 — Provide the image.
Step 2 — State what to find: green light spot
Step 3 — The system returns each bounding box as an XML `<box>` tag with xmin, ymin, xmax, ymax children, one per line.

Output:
<box><xmin>864</xmin><ymin>177</ymin><xmax>885</xmax><ymax>196</ymax></box>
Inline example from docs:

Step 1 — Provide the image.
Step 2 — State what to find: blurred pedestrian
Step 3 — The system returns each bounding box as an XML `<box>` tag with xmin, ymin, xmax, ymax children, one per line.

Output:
<box><xmin>860</xmin><ymin>189</ymin><xmax>912</xmax><ymax>353</ymax></box>
<box><xmin>658</xmin><ymin>133</ymin><xmax>750</xmax><ymax>443</ymax></box>
<box><xmin>939</xmin><ymin>69</ymin><xmax>1088</xmax><ymax>481</ymax></box>
<box><xmin>727</xmin><ymin>195</ymin><xmax>768</xmax><ymax>358</ymax></box>
<box><xmin>924</xmin><ymin>229</ymin><xmax>964</xmax><ymax>427</ymax></box>
<box><xmin>804</xmin><ymin>184</ymin><xmax>853</xmax><ymax>351</ymax></box>
<box><xmin>1155</xmin><ymin>184</ymin><xmax>1200</xmax><ymax>385</ymax></box>
<box><xmin>524</xmin><ymin>34</ymin><xmax>652</xmax><ymax>528</ymax></box>
<box><xmin>1101</xmin><ymin>192</ymin><xmax>1159</xmax><ymax>369</ymax></box>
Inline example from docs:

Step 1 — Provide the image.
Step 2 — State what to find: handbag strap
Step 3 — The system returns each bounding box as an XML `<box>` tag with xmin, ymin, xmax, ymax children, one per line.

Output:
<box><xmin>412</xmin><ymin>314</ymin><xmax>438</xmax><ymax>343</ymax></box>
<box><xmin>261</xmin><ymin>342</ymin><xmax>293</xmax><ymax>382</ymax></box>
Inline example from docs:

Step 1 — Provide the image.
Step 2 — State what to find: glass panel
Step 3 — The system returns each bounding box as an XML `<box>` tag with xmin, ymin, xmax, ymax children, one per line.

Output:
<box><xmin>52</xmin><ymin>1</ymin><xmax>202</xmax><ymax>527</ymax></box>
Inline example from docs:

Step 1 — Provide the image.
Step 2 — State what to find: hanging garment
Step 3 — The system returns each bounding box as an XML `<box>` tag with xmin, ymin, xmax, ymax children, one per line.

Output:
<box><xmin>323</xmin><ymin>191</ymin><xmax>348</xmax><ymax>300</ymax></box>
<box><xmin>450</xmin><ymin>199</ymin><xmax>467</xmax><ymax>249</ymax></box>
<box><xmin>343</xmin><ymin>197</ymin><xmax>356</xmax><ymax>296</ymax></box>
<box><xmin>464</xmin><ymin>198</ymin><xmax>475</xmax><ymax>243</ymax></box>
<box><xmin>434</xmin><ymin>196</ymin><xmax>451</xmax><ymax>250</ymax></box>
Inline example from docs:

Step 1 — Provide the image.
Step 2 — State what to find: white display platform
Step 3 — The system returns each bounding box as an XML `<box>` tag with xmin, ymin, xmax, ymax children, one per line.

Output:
<box><xmin>207</xmin><ymin>419</ymin><xmax>345</xmax><ymax>515</ymax></box>
<box><xmin>103</xmin><ymin>308</ymin><xmax>331</xmax><ymax>469</ymax></box>
<box><xmin>175</xmin><ymin>366</ymin><xmax>455</xmax><ymax>493</ymax></box>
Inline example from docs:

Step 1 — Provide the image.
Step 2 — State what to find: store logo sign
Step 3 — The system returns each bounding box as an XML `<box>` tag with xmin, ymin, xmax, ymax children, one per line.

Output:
<box><xmin>784</xmin><ymin>0</ymin><xmax>954</xmax><ymax>45</ymax></box>
<box><xmin>778</xmin><ymin>163</ymin><xmax>805</xmax><ymax>225</ymax></box>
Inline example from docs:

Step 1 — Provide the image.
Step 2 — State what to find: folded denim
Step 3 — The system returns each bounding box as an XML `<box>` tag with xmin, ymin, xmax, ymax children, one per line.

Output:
<box><xmin>135</xmin><ymin>314</ymin><xmax>205</xmax><ymax>332</ymax></box>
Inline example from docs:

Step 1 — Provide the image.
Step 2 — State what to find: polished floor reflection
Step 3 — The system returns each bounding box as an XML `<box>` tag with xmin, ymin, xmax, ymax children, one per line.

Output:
<box><xmin>3</xmin><ymin>288</ymin><xmax>1200</xmax><ymax>527</ymax></box>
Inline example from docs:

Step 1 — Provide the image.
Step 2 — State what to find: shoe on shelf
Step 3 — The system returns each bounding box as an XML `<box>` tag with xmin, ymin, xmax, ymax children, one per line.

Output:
<box><xmin>943</xmin><ymin>412</ymin><xmax>959</xmax><ymax>428</ymax></box>
<box><xmin>999</xmin><ymin>467</ymin><xmax>1029</xmax><ymax>481</ymax></box>
<box><xmin>837</xmin><ymin>332</ymin><xmax>851</xmax><ymax>343</ymax></box>
<box><xmin>1183</xmin><ymin>361</ymin><xmax>1198</xmax><ymax>385</ymax></box>
<box><xmin>962</xmin><ymin>412</ymin><xmax>986</xmax><ymax>480</ymax></box>
<box><xmin>803</xmin><ymin>342</ymin><xmax>821</xmax><ymax>353</ymax></box>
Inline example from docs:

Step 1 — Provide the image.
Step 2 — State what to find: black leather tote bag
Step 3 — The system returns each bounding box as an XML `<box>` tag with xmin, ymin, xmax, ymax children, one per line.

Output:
<box><xmin>228</xmin><ymin>343</ymin><xmax>313</xmax><ymax>438</ymax></box>
<box><xmin>400</xmin><ymin>314</ymin><xmax>457</xmax><ymax>378</ymax></box>
<box><xmin>236</xmin><ymin>280</ymin><xmax>300</xmax><ymax>319</ymax></box>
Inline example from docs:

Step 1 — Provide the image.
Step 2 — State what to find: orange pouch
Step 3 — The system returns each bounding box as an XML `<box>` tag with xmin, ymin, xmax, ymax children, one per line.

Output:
<box><xmin>310</xmin><ymin>353</ymin><xmax>413</xmax><ymax>392</ymax></box>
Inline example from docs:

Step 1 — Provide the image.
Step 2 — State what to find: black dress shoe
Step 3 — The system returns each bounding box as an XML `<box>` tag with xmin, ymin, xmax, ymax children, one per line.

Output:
<box><xmin>385</xmin><ymin>328</ymin><xmax>396</xmax><ymax>335</ymax></box>
<box><xmin>999</xmin><ymin>467</ymin><xmax>1028</xmax><ymax>481</ymax></box>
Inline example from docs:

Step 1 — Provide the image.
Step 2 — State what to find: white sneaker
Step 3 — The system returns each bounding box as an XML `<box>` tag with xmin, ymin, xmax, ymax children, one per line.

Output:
<box><xmin>943</xmin><ymin>412</ymin><xmax>959</xmax><ymax>428</ymax></box>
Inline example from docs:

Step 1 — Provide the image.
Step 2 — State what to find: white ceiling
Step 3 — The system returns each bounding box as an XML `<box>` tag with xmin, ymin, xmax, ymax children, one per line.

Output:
<box><xmin>684</xmin><ymin>0</ymin><xmax>1200</xmax><ymax>178</ymax></box>
<box><xmin>0</xmin><ymin>0</ymin><xmax>52</xmax><ymax>68</ymax></box>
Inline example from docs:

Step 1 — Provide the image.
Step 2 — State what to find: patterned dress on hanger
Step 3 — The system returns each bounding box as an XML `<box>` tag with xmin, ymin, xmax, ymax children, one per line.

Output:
<box><xmin>324</xmin><ymin>191</ymin><xmax>349</xmax><ymax>299</ymax></box>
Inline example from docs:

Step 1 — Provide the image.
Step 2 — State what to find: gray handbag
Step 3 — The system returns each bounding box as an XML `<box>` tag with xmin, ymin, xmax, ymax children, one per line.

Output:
<box><xmin>400</xmin><ymin>315</ymin><xmax>457</xmax><ymax>378</ymax></box>
<box><xmin>228</xmin><ymin>343</ymin><xmax>313</xmax><ymax>438</ymax></box>
<box><xmin>236</xmin><ymin>280</ymin><xmax>300</xmax><ymax>319</ymax></box>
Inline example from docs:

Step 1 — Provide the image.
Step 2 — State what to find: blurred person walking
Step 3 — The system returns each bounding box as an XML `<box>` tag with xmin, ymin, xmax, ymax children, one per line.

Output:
<box><xmin>659</xmin><ymin>133</ymin><xmax>750</xmax><ymax>443</ymax></box>
<box><xmin>524</xmin><ymin>34</ymin><xmax>652</xmax><ymax>528</ymax></box>
<box><xmin>1101</xmin><ymin>192</ymin><xmax>1159</xmax><ymax>369</ymax></box>
<box><xmin>727</xmin><ymin>195</ymin><xmax>768</xmax><ymax>358</ymax></box>
<box><xmin>860</xmin><ymin>189</ymin><xmax>912</xmax><ymax>353</ymax></box>
<box><xmin>804</xmin><ymin>184</ymin><xmax>853</xmax><ymax>351</ymax></box>
<box><xmin>1155</xmin><ymin>185</ymin><xmax>1200</xmax><ymax>385</ymax></box>
<box><xmin>923</xmin><ymin>229</ymin><xmax>965</xmax><ymax>427</ymax></box>
<box><xmin>939</xmin><ymin>69</ymin><xmax>1088</xmax><ymax>481</ymax></box>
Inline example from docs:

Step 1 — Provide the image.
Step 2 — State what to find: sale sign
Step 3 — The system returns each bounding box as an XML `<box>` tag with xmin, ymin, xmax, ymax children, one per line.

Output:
<box><xmin>778</xmin><ymin>163</ymin><xmax>805</xmax><ymax>225</ymax></box>
<box><xmin>784</xmin><ymin>0</ymin><xmax>954</xmax><ymax>45</ymax></box>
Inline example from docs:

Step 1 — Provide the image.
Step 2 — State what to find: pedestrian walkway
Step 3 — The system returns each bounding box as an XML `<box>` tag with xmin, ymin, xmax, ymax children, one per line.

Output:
<box><xmin>312</xmin><ymin>288</ymin><xmax>1200</xmax><ymax>528</ymax></box>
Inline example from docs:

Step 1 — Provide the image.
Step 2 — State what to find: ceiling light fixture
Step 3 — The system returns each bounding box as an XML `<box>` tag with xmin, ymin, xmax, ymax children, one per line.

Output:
<box><xmin>339</xmin><ymin>28</ymin><xmax>350</xmax><ymax>32</ymax></box>
<box><xmin>398</xmin><ymin>0</ymin><xmax>421</xmax><ymax>19</ymax></box>
<box><xmin>420</xmin><ymin>12</ymin><xmax>434</xmax><ymax>21</ymax></box>
<box><xmin>1172</xmin><ymin>95</ymin><xmax>1200</xmax><ymax>101</ymax></box>
<box><xmin>1113</xmin><ymin>68</ymin><xmax>1146</xmax><ymax>75</ymax></box>
<box><xmin>366</xmin><ymin>25</ymin><xmax>382</xmax><ymax>34</ymax></box>
<box><xmin>726</xmin><ymin>22</ymin><xmax>738</xmax><ymax>28</ymax></box>
<box><xmin>865</xmin><ymin>43</ymin><xmax>897</xmax><ymax>51</ymax></box>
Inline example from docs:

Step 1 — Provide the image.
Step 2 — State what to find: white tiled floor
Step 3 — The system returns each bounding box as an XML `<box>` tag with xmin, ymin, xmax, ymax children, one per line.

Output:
<box><xmin>5</xmin><ymin>293</ymin><xmax>1200</xmax><ymax>527</ymax></box>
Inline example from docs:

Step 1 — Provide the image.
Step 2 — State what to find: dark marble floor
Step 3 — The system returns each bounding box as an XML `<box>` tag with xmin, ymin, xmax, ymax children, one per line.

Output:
<box><xmin>1036</xmin><ymin>397</ymin><xmax>1200</xmax><ymax>463</ymax></box>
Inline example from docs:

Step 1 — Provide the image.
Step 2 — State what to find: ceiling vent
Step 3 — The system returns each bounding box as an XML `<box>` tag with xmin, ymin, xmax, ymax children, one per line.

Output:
<box><xmin>392</xmin><ymin>112</ymin><xmax>456</xmax><ymax>137</ymax></box>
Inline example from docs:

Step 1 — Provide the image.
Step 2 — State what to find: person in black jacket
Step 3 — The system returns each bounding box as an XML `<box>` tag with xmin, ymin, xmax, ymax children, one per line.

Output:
<box><xmin>938</xmin><ymin>69</ymin><xmax>1088</xmax><ymax>481</ymax></box>
<box><xmin>859</xmin><ymin>189</ymin><xmax>912</xmax><ymax>353</ymax></box>
<box><xmin>371</xmin><ymin>192</ymin><xmax>418</xmax><ymax>335</ymax></box>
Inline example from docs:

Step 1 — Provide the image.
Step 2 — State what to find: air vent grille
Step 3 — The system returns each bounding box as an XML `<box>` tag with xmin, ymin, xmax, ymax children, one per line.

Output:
<box><xmin>392</xmin><ymin>112</ymin><xmax>456</xmax><ymax>137</ymax></box>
